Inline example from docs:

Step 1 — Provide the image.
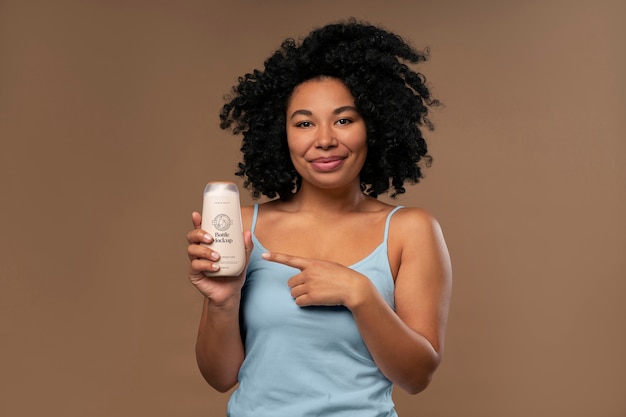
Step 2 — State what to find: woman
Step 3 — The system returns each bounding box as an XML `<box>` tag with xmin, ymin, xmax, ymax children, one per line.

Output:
<box><xmin>186</xmin><ymin>19</ymin><xmax>452</xmax><ymax>416</ymax></box>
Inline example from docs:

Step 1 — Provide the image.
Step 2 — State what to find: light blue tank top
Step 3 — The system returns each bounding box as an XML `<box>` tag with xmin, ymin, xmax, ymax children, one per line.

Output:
<box><xmin>227</xmin><ymin>205</ymin><xmax>403</xmax><ymax>417</ymax></box>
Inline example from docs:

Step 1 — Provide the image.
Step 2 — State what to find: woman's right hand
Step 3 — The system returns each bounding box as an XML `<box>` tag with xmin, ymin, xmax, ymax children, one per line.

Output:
<box><xmin>186</xmin><ymin>211</ymin><xmax>252</xmax><ymax>307</ymax></box>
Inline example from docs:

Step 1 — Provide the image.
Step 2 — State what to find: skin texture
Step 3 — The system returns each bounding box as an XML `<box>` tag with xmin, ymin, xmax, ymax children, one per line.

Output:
<box><xmin>187</xmin><ymin>78</ymin><xmax>452</xmax><ymax>395</ymax></box>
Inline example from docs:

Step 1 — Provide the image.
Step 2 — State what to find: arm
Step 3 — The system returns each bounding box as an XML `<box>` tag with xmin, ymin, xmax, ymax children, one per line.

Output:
<box><xmin>350</xmin><ymin>208</ymin><xmax>452</xmax><ymax>394</ymax></box>
<box><xmin>186</xmin><ymin>209</ymin><xmax>253</xmax><ymax>392</ymax></box>
<box><xmin>195</xmin><ymin>296</ymin><xmax>244</xmax><ymax>392</ymax></box>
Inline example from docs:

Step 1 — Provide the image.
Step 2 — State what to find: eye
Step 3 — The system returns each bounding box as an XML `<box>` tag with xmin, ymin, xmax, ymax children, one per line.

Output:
<box><xmin>336</xmin><ymin>118</ymin><xmax>352</xmax><ymax>126</ymax></box>
<box><xmin>295</xmin><ymin>121</ymin><xmax>313</xmax><ymax>128</ymax></box>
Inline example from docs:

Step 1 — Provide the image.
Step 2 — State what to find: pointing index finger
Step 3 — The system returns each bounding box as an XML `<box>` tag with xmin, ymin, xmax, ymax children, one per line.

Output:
<box><xmin>261</xmin><ymin>252</ymin><xmax>308</xmax><ymax>270</ymax></box>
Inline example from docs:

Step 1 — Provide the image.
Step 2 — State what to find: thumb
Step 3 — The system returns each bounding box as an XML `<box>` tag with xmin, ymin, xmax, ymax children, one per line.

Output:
<box><xmin>191</xmin><ymin>211</ymin><xmax>202</xmax><ymax>229</ymax></box>
<box><xmin>243</xmin><ymin>231</ymin><xmax>254</xmax><ymax>262</ymax></box>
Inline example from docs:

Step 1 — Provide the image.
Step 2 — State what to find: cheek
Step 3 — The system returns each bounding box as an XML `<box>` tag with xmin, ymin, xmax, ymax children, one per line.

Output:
<box><xmin>286</xmin><ymin>137</ymin><xmax>303</xmax><ymax>157</ymax></box>
<box><xmin>286</xmin><ymin>131</ymin><xmax>313</xmax><ymax>156</ymax></box>
<box><xmin>345</xmin><ymin>132</ymin><xmax>368</xmax><ymax>153</ymax></box>
<box><xmin>286</xmin><ymin>143</ymin><xmax>308</xmax><ymax>171</ymax></box>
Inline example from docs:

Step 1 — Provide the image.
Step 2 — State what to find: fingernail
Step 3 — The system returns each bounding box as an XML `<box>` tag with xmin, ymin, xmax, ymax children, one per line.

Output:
<box><xmin>261</xmin><ymin>252</ymin><xmax>270</xmax><ymax>260</ymax></box>
<box><xmin>210</xmin><ymin>263</ymin><xmax>220</xmax><ymax>271</ymax></box>
<box><xmin>210</xmin><ymin>252</ymin><xmax>220</xmax><ymax>261</ymax></box>
<box><xmin>203</xmin><ymin>233</ymin><xmax>213</xmax><ymax>243</ymax></box>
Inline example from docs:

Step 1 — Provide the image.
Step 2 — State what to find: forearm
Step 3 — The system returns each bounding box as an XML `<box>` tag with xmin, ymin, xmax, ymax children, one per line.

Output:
<box><xmin>195</xmin><ymin>297</ymin><xmax>244</xmax><ymax>392</ymax></box>
<box><xmin>349</xmin><ymin>286</ymin><xmax>441</xmax><ymax>394</ymax></box>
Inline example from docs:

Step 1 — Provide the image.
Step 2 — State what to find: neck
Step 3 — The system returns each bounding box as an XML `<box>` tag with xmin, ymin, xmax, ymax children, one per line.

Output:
<box><xmin>287</xmin><ymin>181</ymin><xmax>368</xmax><ymax>214</ymax></box>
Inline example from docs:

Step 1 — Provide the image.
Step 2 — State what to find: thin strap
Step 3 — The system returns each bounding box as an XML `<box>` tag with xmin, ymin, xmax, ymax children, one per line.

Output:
<box><xmin>384</xmin><ymin>206</ymin><xmax>404</xmax><ymax>242</ymax></box>
<box><xmin>251</xmin><ymin>203</ymin><xmax>259</xmax><ymax>234</ymax></box>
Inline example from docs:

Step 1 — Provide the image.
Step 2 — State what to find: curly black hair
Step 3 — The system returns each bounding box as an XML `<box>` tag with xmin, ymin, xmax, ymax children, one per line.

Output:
<box><xmin>219</xmin><ymin>18</ymin><xmax>438</xmax><ymax>199</ymax></box>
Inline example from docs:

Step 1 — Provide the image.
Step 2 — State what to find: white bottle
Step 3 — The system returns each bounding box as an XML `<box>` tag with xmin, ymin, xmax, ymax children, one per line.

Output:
<box><xmin>200</xmin><ymin>181</ymin><xmax>246</xmax><ymax>276</ymax></box>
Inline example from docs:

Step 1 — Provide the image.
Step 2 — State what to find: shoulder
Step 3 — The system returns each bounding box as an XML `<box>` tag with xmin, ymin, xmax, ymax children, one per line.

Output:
<box><xmin>388</xmin><ymin>206</ymin><xmax>449</xmax><ymax>270</ymax></box>
<box><xmin>241</xmin><ymin>205</ymin><xmax>256</xmax><ymax>217</ymax></box>
<box><xmin>240</xmin><ymin>201</ymin><xmax>280</xmax><ymax>230</ymax></box>
<box><xmin>240</xmin><ymin>205</ymin><xmax>256</xmax><ymax>231</ymax></box>
<box><xmin>391</xmin><ymin>206</ymin><xmax>442</xmax><ymax>237</ymax></box>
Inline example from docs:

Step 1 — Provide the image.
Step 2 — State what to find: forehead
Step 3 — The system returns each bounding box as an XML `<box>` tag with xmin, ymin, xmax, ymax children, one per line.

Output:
<box><xmin>287</xmin><ymin>77</ymin><xmax>355</xmax><ymax>109</ymax></box>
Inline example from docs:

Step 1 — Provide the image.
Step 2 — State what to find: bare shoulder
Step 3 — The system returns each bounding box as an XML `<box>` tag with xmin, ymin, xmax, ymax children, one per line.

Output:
<box><xmin>240</xmin><ymin>205</ymin><xmax>255</xmax><ymax>231</ymax></box>
<box><xmin>240</xmin><ymin>200</ymin><xmax>281</xmax><ymax>230</ymax></box>
<box><xmin>392</xmin><ymin>205</ymin><xmax>451</xmax><ymax>284</ymax></box>
<box><xmin>391</xmin><ymin>206</ymin><xmax>444</xmax><ymax>242</ymax></box>
<box><xmin>387</xmin><ymin>206</ymin><xmax>450</xmax><ymax>281</ymax></box>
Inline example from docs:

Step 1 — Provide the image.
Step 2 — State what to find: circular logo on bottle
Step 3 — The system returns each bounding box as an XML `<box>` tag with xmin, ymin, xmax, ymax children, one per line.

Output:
<box><xmin>212</xmin><ymin>214</ymin><xmax>232</xmax><ymax>231</ymax></box>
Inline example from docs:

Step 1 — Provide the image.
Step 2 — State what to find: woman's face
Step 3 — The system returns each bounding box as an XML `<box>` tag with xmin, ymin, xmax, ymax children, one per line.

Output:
<box><xmin>285</xmin><ymin>77</ymin><xmax>367</xmax><ymax>192</ymax></box>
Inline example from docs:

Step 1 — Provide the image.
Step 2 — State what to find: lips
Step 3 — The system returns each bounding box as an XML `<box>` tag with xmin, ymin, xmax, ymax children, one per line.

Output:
<box><xmin>309</xmin><ymin>156</ymin><xmax>346</xmax><ymax>172</ymax></box>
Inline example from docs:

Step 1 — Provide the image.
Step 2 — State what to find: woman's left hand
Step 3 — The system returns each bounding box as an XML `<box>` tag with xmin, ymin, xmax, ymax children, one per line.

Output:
<box><xmin>261</xmin><ymin>252</ymin><xmax>372</xmax><ymax>309</ymax></box>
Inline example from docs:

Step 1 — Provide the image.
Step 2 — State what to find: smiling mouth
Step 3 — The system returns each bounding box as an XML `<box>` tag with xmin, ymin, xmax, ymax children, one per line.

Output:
<box><xmin>310</xmin><ymin>156</ymin><xmax>346</xmax><ymax>172</ymax></box>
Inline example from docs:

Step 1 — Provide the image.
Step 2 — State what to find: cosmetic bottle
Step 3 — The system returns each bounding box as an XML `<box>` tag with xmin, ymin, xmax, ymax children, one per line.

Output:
<box><xmin>200</xmin><ymin>181</ymin><xmax>246</xmax><ymax>276</ymax></box>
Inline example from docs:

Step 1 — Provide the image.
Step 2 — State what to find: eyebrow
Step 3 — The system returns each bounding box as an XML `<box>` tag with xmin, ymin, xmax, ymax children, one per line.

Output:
<box><xmin>289</xmin><ymin>106</ymin><xmax>359</xmax><ymax>120</ymax></box>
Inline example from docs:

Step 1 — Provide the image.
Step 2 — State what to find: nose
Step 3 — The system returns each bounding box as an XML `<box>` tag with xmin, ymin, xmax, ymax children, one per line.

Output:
<box><xmin>316</xmin><ymin>124</ymin><xmax>338</xmax><ymax>149</ymax></box>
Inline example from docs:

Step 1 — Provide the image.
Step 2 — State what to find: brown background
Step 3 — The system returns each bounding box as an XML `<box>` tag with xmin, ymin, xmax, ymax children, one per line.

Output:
<box><xmin>1</xmin><ymin>0</ymin><xmax>624</xmax><ymax>416</ymax></box>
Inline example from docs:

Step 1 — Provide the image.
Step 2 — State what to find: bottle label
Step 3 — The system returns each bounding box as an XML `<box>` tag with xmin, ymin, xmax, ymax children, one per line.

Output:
<box><xmin>212</xmin><ymin>214</ymin><xmax>233</xmax><ymax>231</ymax></box>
